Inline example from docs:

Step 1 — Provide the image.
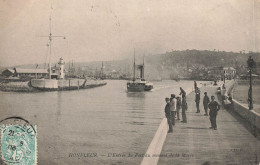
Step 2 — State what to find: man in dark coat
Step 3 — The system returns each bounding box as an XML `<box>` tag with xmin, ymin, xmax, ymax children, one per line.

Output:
<box><xmin>203</xmin><ymin>92</ymin><xmax>210</xmax><ymax>116</ymax></box>
<box><xmin>194</xmin><ymin>81</ymin><xmax>197</xmax><ymax>90</ymax></box>
<box><xmin>208</xmin><ymin>96</ymin><xmax>220</xmax><ymax>130</ymax></box>
<box><xmin>179</xmin><ymin>87</ymin><xmax>186</xmax><ymax>99</ymax></box>
<box><xmin>181</xmin><ymin>97</ymin><xmax>187</xmax><ymax>123</ymax></box>
<box><xmin>170</xmin><ymin>94</ymin><xmax>176</xmax><ymax>126</ymax></box>
<box><xmin>176</xmin><ymin>97</ymin><xmax>181</xmax><ymax>120</ymax></box>
<box><xmin>195</xmin><ymin>87</ymin><xmax>200</xmax><ymax>113</ymax></box>
<box><xmin>165</xmin><ymin>98</ymin><xmax>173</xmax><ymax>133</ymax></box>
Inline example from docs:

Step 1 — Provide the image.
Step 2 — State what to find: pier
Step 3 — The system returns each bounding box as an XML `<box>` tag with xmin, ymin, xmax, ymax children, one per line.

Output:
<box><xmin>0</xmin><ymin>79</ymin><xmax>107</xmax><ymax>92</ymax></box>
<box><xmin>143</xmin><ymin>84</ymin><xmax>260</xmax><ymax>165</ymax></box>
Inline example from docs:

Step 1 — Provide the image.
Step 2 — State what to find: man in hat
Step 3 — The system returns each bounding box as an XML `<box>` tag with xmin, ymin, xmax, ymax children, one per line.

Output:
<box><xmin>208</xmin><ymin>96</ymin><xmax>220</xmax><ymax>130</ymax></box>
<box><xmin>165</xmin><ymin>97</ymin><xmax>173</xmax><ymax>133</ymax></box>
<box><xmin>203</xmin><ymin>92</ymin><xmax>210</xmax><ymax>116</ymax></box>
<box><xmin>195</xmin><ymin>87</ymin><xmax>200</xmax><ymax>113</ymax></box>
<box><xmin>176</xmin><ymin>96</ymin><xmax>181</xmax><ymax>120</ymax></box>
<box><xmin>170</xmin><ymin>94</ymin><xmax>176</xmax><ymax>125</ymax></box>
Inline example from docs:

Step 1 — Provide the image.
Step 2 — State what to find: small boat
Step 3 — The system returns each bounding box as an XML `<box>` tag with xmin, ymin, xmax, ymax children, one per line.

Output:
<box><xmin>127</xmin><ymin>78</ymin><xmax>153</xmax><ymax>92</ymax></box>
<box><xmin>127</xmin><ymin>50</ymin><xmax>153</xmax><ymax>92</ymax></box>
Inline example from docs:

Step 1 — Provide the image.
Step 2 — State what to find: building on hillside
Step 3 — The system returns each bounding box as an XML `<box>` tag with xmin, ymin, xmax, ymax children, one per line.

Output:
<box><xmin>208</xmin><ymin>67</ymin><xmax>236</xmax><ymax>80</ymax></box>
<box><xmin>223</xmin><ymin>67</ymin><xmax>236</xmax><ymax>79</ymax></box>
<box><xmin>239</xmin><ymin>74</ymin><xmax>259</xmax><ymax>80</ymax></box>
<box><xmin>207</xmin><ymin>67</ymin><xmax>223</xmax><ymax>80</ymax></box>
<box><xmin>105</xmin><ymin>70</ymin><xmax>120</xmax><ymax>79</ymax></box>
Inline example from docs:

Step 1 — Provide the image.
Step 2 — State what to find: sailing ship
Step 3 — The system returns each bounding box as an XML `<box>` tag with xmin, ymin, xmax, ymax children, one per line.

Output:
<box><xmin>127</xmin><ymin>50</ymin><xmax>153</xmax><ymax>92</ymax></box>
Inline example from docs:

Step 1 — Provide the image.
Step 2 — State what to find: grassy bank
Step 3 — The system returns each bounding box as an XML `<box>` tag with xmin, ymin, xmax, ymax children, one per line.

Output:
<box><xmin>233</xmin><ymin>83</ymin><xmax>260</xmax><ymax>114</ymax></box>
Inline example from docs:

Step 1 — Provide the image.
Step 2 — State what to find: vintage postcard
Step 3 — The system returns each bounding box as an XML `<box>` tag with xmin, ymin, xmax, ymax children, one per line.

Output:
<box><xmin>0</xmin><ymin>0</ymin><xmax>259</xmax><ymax>164</ymax></box>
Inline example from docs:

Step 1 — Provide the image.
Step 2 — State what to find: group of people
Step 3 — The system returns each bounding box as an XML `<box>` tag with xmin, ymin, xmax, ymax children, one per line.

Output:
<box><xmin>164</xmin><ymin>82</ymin><xmax>221</xmax><ymax>133</ymax></box>
<box><xmin>164</xmin><ymin>87</ymin><xmax>188</xmax><ymax>133</ymax></box>
<box><xmin>194</xmin><ymin>81</ymin><xmax>220</xmax><ymax>130</ymax></box>
<box><xmin>195</xmin><ymin>87</ymin><xmax>208</xmax><ymax>115</ymax></box>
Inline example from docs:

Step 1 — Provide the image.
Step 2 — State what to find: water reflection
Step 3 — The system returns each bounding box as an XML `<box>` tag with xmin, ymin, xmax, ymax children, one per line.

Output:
<box><xmin>125</xmin><ymin>91</ymin><xmax>148</xmax><ymax>127</ymax></box>
<box><xmin>56</xmin><ymin>92</ymin><xmax>62</xmax><ymax>117</ymax></box>
<box><xmin>125</xmin><ymin>121</ymin><xmax>145</xmax><ymax>125</ymax></box>
<box><xmin>126</xmin><ymin>92</ymin><xmax>146</xmax><ymax>98</ymax></box>
<box><xmin>128</xmin><ymin>111</ymin><xmax>145</xmax><ymax>114</ymax></box>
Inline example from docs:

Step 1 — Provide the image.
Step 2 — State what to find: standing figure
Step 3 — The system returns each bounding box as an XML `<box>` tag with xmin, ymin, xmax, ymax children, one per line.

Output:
<box><xmin>179</xmin><ymin>87</ymin><xmax>186</xmax><ymax>99</ymax></box>
<box><xmin>195</xmin><ymin>87</ymin><xmax>200</xmax><ymax>113</ymax></box>
<box><xmin>165</xmin><ymin>98</ymin><xmax>173</xmax><ymax>133</ymax></box>
<box><xmin>170</xmin><ymin>94</ymin><xmax>176</xmax><ymax>126</ymax></box>
<box><xmin>194</xmin><ymin>81</ymin><xmax>197</xmax><ymax>90</ymax></box>
<box><xmin>203</xmin><ymin>92</ymin><xmax>210</xmax><ymax>116</ymax></box>
<box><xmin>176</xmin><ymin>97</ymin><xmax>181</xmax><ymax>120</ymax></box>
<box><xmin>228</xmin><ymin>93</ymin><xmax>234</xmax><ymax>110</ymax></box>
<box><xmin>208</xmin><ymin>96</ymin><xmax>220</xmax><ymax>130</ymax></box>
<box><xmin>181</xmin><ymin>97</ymin><xmax>187</xmax><ymax>123</ymax></box>
<box><xmin>228</xmin><ymin>94</ymin><xmax>233</xmax><ymax>105</ymax></box>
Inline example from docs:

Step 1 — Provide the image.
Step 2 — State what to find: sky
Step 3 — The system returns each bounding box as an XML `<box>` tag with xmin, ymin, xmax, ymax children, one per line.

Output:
<box><xmin>0</xmin><ymin>0</ymin><xmax>259</xmax><ymax>67</ymax></box>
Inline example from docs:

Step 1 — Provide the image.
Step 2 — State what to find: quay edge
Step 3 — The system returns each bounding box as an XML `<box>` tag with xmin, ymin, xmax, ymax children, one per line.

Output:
<box><xmin>0</xmin><ymin>79</ymin><xmax>107</xmax><ymax>92</ymax></box>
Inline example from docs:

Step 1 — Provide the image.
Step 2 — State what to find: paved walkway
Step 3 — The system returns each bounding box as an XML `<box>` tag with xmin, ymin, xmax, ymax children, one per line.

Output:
<box><xmin>157</xmin><ymin>86</ymin><xmax>260</xmax><ymax>165</ymax></box>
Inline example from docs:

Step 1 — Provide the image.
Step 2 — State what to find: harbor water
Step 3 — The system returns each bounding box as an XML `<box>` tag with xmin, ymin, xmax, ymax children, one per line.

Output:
<box><xmin>0</xmin><ymin>80</ymin><xmax>199</xmax><ymax>165</ymax></box>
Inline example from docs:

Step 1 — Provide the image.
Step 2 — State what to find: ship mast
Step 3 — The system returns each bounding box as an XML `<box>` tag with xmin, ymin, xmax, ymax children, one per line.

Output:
<box><xmin>133</xmin><ymin>48</ymin><xmax>136</xmax><ymax>81</ymax></box>
<box><xmin>41</xmin><ymin>4</ymin><xmax>66</xmax><ymax>79</ymax></box>
<box><xmin>142</xmin><ymin>54</ymin><xmax>144</xmax><ymax>78</ymax></box>
<box><xmin>48</xmin><ymin>15</ymin><xmax>52</xmax><ymax>79</ymax></box>
<box><xmin>101</xmin><ymin>61</ymin><xmax>104</xmax><ymax>79</ymax></box>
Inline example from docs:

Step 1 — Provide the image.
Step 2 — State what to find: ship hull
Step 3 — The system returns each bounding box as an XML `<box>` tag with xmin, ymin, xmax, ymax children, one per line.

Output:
<box><xmin>30</xmin><ymin>79</ymin><xmax>106</xmax><ymax>91</ymax></box>
<box><xmin>127</xmin><ymin>82</ymin><xmax>145</xmax><ymax>92</ymax></box>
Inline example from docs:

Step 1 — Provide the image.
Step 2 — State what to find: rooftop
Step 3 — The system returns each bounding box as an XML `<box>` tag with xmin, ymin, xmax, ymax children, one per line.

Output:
<box><xmin>15</xmin><ymin>68</ymin><xmax>48</xmax><ymax>74</ymax></box>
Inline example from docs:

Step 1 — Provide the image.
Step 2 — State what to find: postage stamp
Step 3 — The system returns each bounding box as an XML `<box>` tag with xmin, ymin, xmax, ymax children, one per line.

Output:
<box><xmin>0</xmin><ymin>117</ymin><xmax>37</xmax><ymax>165</ymax></box>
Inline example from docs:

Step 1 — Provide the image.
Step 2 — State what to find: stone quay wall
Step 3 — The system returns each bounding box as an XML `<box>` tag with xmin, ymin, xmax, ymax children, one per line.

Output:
<box><xmin>222</xmin><ymin>79</ymin><xmax>260</xmax><ymax>136</ymax></box>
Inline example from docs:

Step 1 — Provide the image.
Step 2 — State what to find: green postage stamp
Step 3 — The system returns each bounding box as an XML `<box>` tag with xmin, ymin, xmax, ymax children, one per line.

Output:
<box><xmin>0</xmin><ymin>124</ymin><xmax>37</xmax><ymax>165</ymax></box>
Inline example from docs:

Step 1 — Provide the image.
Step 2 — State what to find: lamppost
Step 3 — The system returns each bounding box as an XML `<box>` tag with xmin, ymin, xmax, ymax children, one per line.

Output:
<box><xmin>221</xmin><ymin>58</ymin><xmax>225</xmax><ymax>85</ymax></box>
<box><xmin>223</xmin><ymin>70</ymin><xmax>226</xmax><ymax>88</ymax></box>
<box><xmin>247</xmin><ymin>56</ymin><xmax>255</xmax><ymax>110</ymax></box>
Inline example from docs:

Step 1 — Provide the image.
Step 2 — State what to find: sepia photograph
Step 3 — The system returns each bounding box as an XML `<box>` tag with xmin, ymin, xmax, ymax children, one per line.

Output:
<box><xmin>0</xmin><ymin>0</ymin><xmax>259</xmax><ymax>164</ymax></box>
